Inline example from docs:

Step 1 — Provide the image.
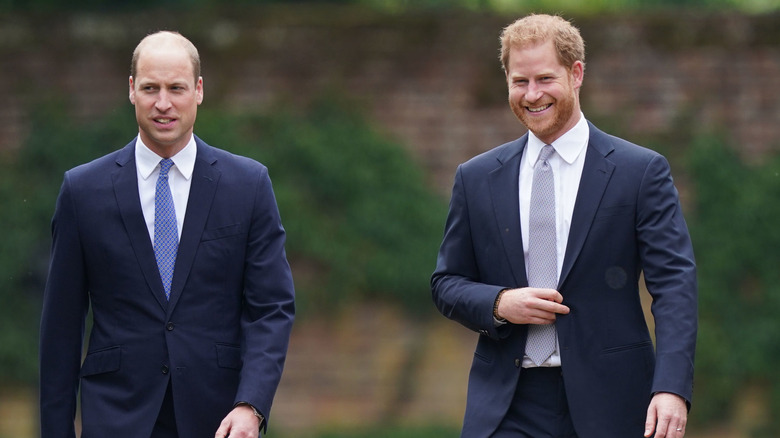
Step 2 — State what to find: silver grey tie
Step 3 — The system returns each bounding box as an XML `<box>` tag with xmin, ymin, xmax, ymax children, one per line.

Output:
<box><xmin>525</xmin><ymin>144</ymin><xmax>558</xmax><ymax>366</ymax></box>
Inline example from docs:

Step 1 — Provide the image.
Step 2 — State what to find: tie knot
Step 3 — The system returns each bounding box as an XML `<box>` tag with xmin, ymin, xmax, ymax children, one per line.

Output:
<box><xmin>538</xmin><ymin>144</ymin><xmax>555</xmax><ymax>164</ymax></box>
<box><xmin>159</xmin><ymin>159</ymin><xmax>174</xmax><ymax>177</ymax></box>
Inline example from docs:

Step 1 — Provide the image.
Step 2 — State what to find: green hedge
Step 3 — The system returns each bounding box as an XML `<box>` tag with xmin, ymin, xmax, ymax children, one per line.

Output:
<box><xmin>686</xmin><ymin>137</ymin><xmax>780</xmax><ymax>436</ymax></box>
<box><xmin>0</xmin><ymin>99</ymin><xmax>134</xmax><ymax>386</ymax></box>
<box><xmin>195</xmin><ymin>97</ymin><xmax>447</xmax><ymax>315</ymax></box>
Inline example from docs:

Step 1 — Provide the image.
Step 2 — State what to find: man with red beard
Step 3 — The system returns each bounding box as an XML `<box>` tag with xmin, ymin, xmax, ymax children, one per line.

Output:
<box><xmin>431</xmin><ymin>14</ymin><xmax>697</xmax><ymax>438</ymax></box>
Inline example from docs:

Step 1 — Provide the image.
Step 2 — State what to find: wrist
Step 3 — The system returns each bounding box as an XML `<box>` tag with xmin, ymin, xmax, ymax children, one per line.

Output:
<box><xmin>235</xmin><ymin>402</ymin><xmax>265</xmax><ymax>429</ymax></box>
<box><xmin>493</xmin><ymin>289</ymin><xmax>507</xmax><ymax>322</ymax></box>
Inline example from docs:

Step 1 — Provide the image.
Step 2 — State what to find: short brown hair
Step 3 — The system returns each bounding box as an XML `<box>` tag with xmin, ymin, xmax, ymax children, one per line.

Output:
<box><xmin>499</xmin><ymin>14</ymin><xmax>585</xmax><ymax>73</ymax></box>
<box><xmin>130</xmin><ymin>31</ymin><xmax>201</xmax><ymax>84</ymax></box>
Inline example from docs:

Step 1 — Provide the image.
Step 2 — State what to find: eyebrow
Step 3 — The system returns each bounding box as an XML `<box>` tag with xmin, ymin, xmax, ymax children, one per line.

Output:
<box><xmin>510</xmin><ymin>71</ymin><xmax>558</xmax><ymax>79</ymax></box>
<box><xmin>136</xmin><ymin>79</ymin><xmax>191</xmax><ymax>88</ymax></box>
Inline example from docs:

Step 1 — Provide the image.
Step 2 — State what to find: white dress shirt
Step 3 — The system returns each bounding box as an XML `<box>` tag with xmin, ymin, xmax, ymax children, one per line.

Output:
<box><xmin>135</xmin><ymin>136</ymin><xmax>197</xmax><ymax>243</ymax></box>
<box><xmin>519</xmin><ymin>114</ymin><xmax>589</xmax><ymax>367</ymax></box>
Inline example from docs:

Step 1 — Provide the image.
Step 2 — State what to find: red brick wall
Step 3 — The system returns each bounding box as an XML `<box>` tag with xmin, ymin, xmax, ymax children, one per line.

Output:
<box><xmin>3</xmin><ymin>9</ymin><xmax>779</xmax><ymax>195</ymax></box>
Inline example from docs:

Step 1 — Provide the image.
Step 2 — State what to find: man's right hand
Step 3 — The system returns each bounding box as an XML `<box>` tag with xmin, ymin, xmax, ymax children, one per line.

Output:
<box><xmin>496</xmin><ymin>287</ymin><xmax>570</xmax><ymax>324</ymax></box>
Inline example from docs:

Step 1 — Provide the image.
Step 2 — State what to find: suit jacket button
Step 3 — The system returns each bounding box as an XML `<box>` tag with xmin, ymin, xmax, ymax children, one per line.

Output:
<box><xmin>514</xmin><ymin>358</ymin><xmax>521</xmax><ymax>367</ymax></box>
<box><xmin>161</xmin><ymin>365</ymin><xmax>169</xmax><ymax>374</ymax></box>
<box><xmin>166</xmin><ymin>322</ymin><xmax>175</xmax><ymax>331</ymax></box>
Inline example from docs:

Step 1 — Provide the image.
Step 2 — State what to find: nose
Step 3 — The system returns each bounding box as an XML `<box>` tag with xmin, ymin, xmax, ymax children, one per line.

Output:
<box><xmin>155</xmin><ymin>90</ymin><xmax>172</xmax><ymax>112</ymax></box>
<box><xmin>525</xmin><ymin>81</ymin><xmax>543</xmax><ymax>103</ymax></box>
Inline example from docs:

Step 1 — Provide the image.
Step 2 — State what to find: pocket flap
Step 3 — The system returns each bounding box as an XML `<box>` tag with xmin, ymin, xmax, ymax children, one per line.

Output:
<box><xmin>201</xmin><ymin>224</ymin><xmax>244</xmax><ymax>242</ymax></box>
<box><xmin>80</xmin><ymin>346</ymin><xmax>121</xmax><ymax>377</ymax></box>
<box><xmin>216</xmin><ymin>343</ymin><xmax>242</xmax><ymax>370</ymax></box>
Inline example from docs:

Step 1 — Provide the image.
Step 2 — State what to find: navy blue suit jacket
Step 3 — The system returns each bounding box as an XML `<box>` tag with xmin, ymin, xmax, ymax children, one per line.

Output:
<box><xmin>40</xmin><ymin>136</ymin><xmax>295</xmax><ymax>437</ymax></box>
<box><xmin>431</xmin><ymin>123</ymin><xmax>697</xmax><ymax>437</ymax></box>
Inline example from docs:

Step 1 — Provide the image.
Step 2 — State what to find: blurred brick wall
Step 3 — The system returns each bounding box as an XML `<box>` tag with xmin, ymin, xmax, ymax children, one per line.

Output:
<box><xmin>3</xmin><ymin>9</ymin><xmax>779</xmax><ymax>195</ymax></box>
<box><xmin>272</xmin><ymin>305</ymin><xmax>476</xmax><ymax>432</ymax></box>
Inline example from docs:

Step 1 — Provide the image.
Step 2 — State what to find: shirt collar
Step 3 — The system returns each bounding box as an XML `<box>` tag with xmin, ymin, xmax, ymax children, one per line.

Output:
<box><xmin>135</xmin><ymin>135</ymin><xmax>197</xmax><ymax>181</ymax></box>
<box><xmin>526</xmin><ymin>112</ymin><xmax>589</xmax><ymax>166</ymax></box>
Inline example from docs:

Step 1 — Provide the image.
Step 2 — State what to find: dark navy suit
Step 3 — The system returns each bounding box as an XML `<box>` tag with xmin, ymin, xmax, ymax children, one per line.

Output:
<box><xmin>40</xmin><ymin>136</ymin><xmax>295</xmax><ymax>437</ymax></box>
<box><xmin>431</xmin><ymin>123</ymin><xmax>697</xmax><ymax>437</ymax></box>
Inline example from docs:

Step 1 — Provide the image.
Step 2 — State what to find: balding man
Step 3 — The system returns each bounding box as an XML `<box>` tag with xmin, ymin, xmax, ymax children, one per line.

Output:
<box><xmin>39</xmin><ymin>31</ymin><xmax>295</xmax><ymax>438</ymax></box>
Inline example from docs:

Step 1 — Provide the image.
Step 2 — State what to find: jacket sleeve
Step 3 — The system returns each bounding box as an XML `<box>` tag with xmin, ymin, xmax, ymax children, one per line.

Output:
<box><xmin>431</xmin><ymin>165</ymin><xmax>508</xmax><ymax>340</ymax></box>
<box><xmin>39</xmin><ymin>173</ymin><xmax>89</xmax><ymax>438</ymax></box>
<box><xmin>637</xmin><ymin>154</ymin><xmax>698</xmax><ymax>406</ymax></box>
<box><xmin>233</xmin><ymin>166</ymin><xmax>295</xmax><ymax>430</ymax></box>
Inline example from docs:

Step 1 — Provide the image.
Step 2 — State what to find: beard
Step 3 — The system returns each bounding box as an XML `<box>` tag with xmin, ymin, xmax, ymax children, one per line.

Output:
<box><xmin>509</xmin><ymin>91</ymin><xmax>577</xmax><ymax>143</ymax></box>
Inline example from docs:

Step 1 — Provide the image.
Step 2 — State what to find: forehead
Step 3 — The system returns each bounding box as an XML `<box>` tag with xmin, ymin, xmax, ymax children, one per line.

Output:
<box><xmin>506</xmin><ymin>40</ymin><xmax>563</xmax><ymax>75</ymax></box>
<box><xmin>135</xmin><ymin>45</ymin><xmax>195</xmax><ymax>83</ymax></box>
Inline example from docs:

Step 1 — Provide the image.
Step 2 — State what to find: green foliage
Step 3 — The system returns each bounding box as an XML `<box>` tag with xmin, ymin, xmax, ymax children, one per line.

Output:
<box><xmin>195</xmin><ymin>97</ymin><xmax>447</xmax><ymax>315</ymax></box>
<box><xmin>0</xmin><ymin>96</ymin><xmax>445</xmax><ymax>383</ymax></box>
<box><xmin>0</xmin><ymin>100</ymin><xmax>135</xmax><ymax>385</ymax></box>
<box><xmin>686</xmin><ymin>137</ymin><xmax>780</xmax><ymax>433</ymax></box>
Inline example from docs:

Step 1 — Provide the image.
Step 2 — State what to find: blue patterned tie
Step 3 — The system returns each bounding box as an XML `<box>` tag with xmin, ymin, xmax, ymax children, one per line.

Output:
<box><xmin>525</xmin><ymin>145</ymin><xmax>559</xmax><ymax>366</ymax></box>
<box><xmin>154</xmin><ymin>159</ymin><xmax>178</xmax><ymax>300</ymax></box>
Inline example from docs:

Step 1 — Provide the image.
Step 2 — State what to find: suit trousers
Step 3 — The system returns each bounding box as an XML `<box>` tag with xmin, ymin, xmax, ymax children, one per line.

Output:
<box><xmin>492</xmin><ymin>367</ymin><xmax>578</xmax><ymax>438</ymax></box>
<box><xmin>151</xmin><ymin>381</ymin><xmax>178</xmax><ymax>438</ymax></box>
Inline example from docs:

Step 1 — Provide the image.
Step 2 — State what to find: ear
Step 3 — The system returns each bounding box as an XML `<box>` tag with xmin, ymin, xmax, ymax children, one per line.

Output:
<box><xmin>196</xmin><ymin>76</ymin><xmax>204</xmax><ymax>105</ymax></box>
<box><xmin>129</xmin><ymin>76</ymin><xmax>136</xmax><ymax>105</ymax></box>
<box><xmin>570</xmin><ymin>61</ymin><xmax>584</xmax><ymax>89</ymax></box>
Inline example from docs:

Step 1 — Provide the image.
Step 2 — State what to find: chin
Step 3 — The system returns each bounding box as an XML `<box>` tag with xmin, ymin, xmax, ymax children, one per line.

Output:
<box><xmin>522</xmin><ymin>120</ymin><xmax>552</xmax><ymax>136</ymax></box>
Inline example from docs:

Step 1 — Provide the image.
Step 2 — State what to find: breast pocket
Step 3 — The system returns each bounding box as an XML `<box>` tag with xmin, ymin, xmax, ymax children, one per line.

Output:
<box><xmin>201</xmin><ymin>223</ymin><xmax>245</xmax><ymax>242</ymax></box>
<box><xmin>593</xmin><ymin>204</ymin><xmax>635</xmax><ymax>222</ymax></box>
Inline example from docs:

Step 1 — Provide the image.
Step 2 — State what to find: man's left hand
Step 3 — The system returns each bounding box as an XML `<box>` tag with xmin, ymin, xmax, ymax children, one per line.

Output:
<box><xmin>644</xmin><ymin>392</ymin><xmax>687</xmax><ymax>437</ymax></box>
<box><xmin>214</xmin><ymin>405</ymin><xmax>260</xmax><ymax>438</ymax></box>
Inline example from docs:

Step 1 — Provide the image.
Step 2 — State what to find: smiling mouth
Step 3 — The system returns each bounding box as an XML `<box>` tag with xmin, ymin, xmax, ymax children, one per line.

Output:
<box><xmin>527</xmin><ymin>104</ymin><xmax>552</xmax><ymax>113</ymax></box>
<box><xmin>154</xmin><ymin>118</ymin><xmax>174</xmax><ymax>124</ymax></box>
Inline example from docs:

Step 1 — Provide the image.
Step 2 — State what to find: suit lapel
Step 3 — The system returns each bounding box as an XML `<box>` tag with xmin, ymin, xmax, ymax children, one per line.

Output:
<box><xmin>559</xmin><ymin>123</ymin><xmax>615</xmax><ymax>288</ymax></box>
<box><xmin>489</xmin><ymin>136</ymin><xmax>529</xmax><ymax>287</ymax></box>
<box><xmin>166</xmin><ymin>138</ymin><xmax>220</xmax><ymax>313</ymax></box>
<box><xmin>112</xmin><ymin>141</ymin><xmax>169</xmax><ymax>310</ymax></box>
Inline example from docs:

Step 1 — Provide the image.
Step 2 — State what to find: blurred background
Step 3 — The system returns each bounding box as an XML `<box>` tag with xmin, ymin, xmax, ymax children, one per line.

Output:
<box><xmin>1</xmin><ymin>0</ymin><xmax>780</xmax><ymax>437</ymax></box>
